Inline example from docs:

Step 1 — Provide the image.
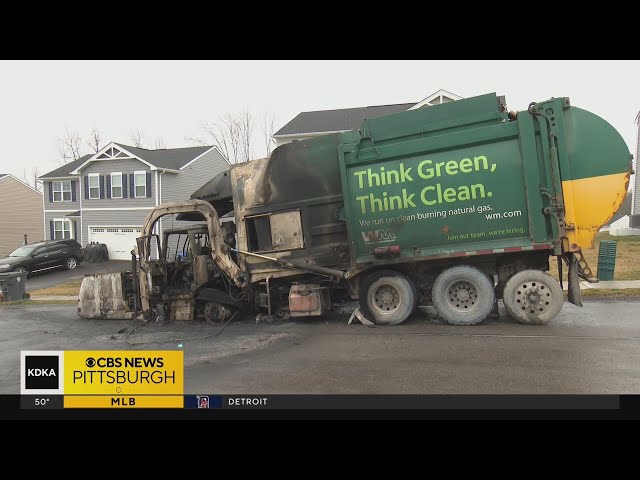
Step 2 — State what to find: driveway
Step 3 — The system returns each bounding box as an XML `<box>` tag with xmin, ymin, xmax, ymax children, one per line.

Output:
<box><xmin>1</xmin><ymin>300</ymin><xmax>639</xmax><ymax>394</ymax></box>
<box><xmin>25</xmin><ymin>260</ymin><xmax>131</xmax><ymax>292</ymax></box>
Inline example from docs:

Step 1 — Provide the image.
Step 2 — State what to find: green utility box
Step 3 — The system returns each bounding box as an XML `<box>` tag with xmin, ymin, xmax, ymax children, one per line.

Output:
<box><xmin>0</xmin><ymin>271</ymin><xmax>28</xmax><ymax>302</ymax></box>
<box><xmin>597</xmin><ymin>240</ymin><xmax>617</xmax><ymax>281</ymax></box>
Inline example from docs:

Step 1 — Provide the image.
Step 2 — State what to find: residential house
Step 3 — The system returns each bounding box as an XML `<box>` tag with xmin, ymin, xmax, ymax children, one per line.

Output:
<box><xmin>39</xmin><ymin>143</ymin><xmax>228</xmax><ymax>260</ymax></box>
<box><xmin>273</xmin><ymin>89</ymin><xmax>463</xmax><ymax>147</ymax></box>
<box><xmin>0</xmin><ymin>174</ymin><xmax>44</xmax><ymax>257</ymax></box>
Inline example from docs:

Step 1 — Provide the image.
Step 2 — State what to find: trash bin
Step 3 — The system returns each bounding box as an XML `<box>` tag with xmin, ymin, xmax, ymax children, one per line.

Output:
<box><xmin>597</xmin><ymin>240</ymin><xmax>617</xmax><ymax>281</ymax></box>
<box><xmin>0</xmin><ymin>271</ymin><xmax>28</xmax><ymax>302</ymax></box>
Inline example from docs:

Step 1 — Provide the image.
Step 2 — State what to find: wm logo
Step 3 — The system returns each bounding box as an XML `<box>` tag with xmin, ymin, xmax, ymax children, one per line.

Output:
<box><xmin>361</xmin><ymin>229</ymin><xmax>396</xmax><ymax>243</ymax></box>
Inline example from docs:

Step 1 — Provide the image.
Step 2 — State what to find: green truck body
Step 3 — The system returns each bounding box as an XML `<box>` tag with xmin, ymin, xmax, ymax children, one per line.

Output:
<box><xmin>336</xmin><ymin>93</ymin><xmax>630</xmax><ymax>267</ymax></box>
<box><xmin>111</xmin><ymin>91</ymin><xmax>630</xmax><ymax>326</ymax></box>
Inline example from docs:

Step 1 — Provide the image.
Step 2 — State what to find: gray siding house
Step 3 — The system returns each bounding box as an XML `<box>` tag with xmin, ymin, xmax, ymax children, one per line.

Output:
<box><xmin>39</xmin><ymin>142</ymin><xmax>228</xmax><ymax>259</ymax></box>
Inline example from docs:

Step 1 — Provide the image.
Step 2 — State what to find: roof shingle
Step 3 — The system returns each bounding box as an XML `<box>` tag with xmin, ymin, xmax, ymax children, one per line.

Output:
<box><xmin>114</xmin><ymin>144</ymin><xmax>212</xmax><ymax>170</ymax></box>
<box><xmin>274</xmin><ymin>103</ymin><xmax>415</xmax><ymax>136</ymax></box>
<box><xmin>40</xmin><ymin>154</ymin><xmax>93</xmax><ymax>179</ymax></box>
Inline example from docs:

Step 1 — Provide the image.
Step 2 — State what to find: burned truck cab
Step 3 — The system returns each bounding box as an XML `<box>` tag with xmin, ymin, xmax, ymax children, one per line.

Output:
<box><xmin>138</xmin><ymin>226</ymin><xmax>216</xmax><ymax>321</ymax></box>
<box><xmin>134</xmin><ymin>200</ymin><xmax>246</xmax><ymax>322</ymax></box>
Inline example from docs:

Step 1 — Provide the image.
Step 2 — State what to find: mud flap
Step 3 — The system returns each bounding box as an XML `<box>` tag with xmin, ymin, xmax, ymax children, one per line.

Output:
<box><xmin>567</xmin><ymin>253</ymin><xmax>583</xmax><ymax>307</ymax></box>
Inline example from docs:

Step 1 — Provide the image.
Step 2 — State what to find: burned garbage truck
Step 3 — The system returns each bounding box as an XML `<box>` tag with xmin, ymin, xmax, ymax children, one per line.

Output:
<box><xmin>78</xmin><ymin>93</ymin><xmax>632</xmax><ymax>326</ymax></box>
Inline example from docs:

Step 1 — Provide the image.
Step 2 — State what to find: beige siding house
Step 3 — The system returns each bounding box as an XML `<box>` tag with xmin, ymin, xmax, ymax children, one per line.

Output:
<box><xmin>0</xmin><ymin>174</ymin><xmax>44</xmax><ymax>257</ymax></box>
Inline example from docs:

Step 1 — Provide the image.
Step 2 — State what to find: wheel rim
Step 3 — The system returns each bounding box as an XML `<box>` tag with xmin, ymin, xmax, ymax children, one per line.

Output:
<box><xmin>513</xmin><ymin>279</ymin><xmax>555</xmax><ymax>315</ymax></box>
<box><xmin>67</xmin><ymin>258</ymin><xmax>77</xmax><ymax>269</ymax></box>
<box><xmin>445</xmin><ymin>280</ymin><xmax>479</xmax><ymax>313</ymax></box>
<box><xmin>369</xmin><ymin>283</ymin><xmax>402</xmax><ymax>314</ymax></box>
<box><xmin>15</xmin><ymin>267</ymin><xmax>27</xmax><ymax>273</ymax></box>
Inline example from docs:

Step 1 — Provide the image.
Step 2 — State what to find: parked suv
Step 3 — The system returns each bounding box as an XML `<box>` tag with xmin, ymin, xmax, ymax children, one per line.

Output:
<box><xmin>0</xmin><ymin>239</ymin><xmax>84</xmax><ymax>276</ymax></box>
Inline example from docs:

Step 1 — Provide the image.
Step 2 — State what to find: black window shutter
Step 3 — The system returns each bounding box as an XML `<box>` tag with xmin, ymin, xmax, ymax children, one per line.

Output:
<box><xmin>99</xmin><ymin>175</ymin><xmax>105</xmax><ymax>199</ymax></box>
<box><xmin>73</xmin><ymin>220</ymin><xmax>78</xmax><ymax>240</ymax></box>
<box><xmin>130</xmin><ymin>174</ymin><xmax>135</xmax><ymax>199</ymax></box>
<box><xmin>122</xmin><ymin>174</ymin><xmax>128</xmax><ymax>198</ymax></box>
<box><xmin>146</xmin><ymin>172</ymin><xmax>152</xmax><ymax>198</ymax></box>
<box><xmin>49</xmin><ymin>221</ymin><xmax>54</xmax><ymax>241</ymax></box>
<box><xmin>48</xmin><ymin>181</ymin><xmax>53</xmax><ymax>202</ymax></box>
<box><xmin>71</xmin><ymin>180</ymin><xmax>76</xmax><ymax>202</ymax></box>
<box><xmin>106</xmin><ymin>175</ymin><xmax>111</xmax><ymax>199</ymax></box>
<box><xmin>84</xmin><ymin>176</ymin><xmax>89</xmax><ymax>199</ymax></box>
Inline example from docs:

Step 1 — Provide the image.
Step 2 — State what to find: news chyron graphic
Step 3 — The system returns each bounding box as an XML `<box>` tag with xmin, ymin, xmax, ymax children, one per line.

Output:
<box><xmin>21</xmin><ymin>350</ymin><xmax>184</xmax><ymax>408</ymax></box>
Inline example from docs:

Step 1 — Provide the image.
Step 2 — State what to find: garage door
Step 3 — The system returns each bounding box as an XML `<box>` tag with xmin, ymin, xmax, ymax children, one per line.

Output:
<box><xmin>89</xmin><ymin>227</ymin><xmax>142</xmax><ymax>260</ymax></box>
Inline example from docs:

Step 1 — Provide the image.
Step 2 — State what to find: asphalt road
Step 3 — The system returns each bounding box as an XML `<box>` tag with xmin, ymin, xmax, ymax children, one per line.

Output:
<box><xmin>25</xmin><ymin>260</ymin><xmax>130</xmax><ymax>291</ymax></box>
<box><xmin>1</xmin><ymin>300</ymin><xmax>639</xmax><ymax>394</ymax></box>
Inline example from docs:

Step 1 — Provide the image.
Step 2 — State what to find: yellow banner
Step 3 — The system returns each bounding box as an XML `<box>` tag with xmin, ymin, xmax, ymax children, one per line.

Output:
<box><xmin>64</xmin><ymin>351</ymin><xmax>183</xmax><ymax>395</ymax></box>
<box><xmin>64</xmin><ymin>395</ymin><xmax>184</xmax><ymax>409</ymax></box>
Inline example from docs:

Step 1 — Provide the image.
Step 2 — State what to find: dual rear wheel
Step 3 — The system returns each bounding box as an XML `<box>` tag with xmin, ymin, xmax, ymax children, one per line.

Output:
<box><xmin>359</xmin><ymin>266</ymin><xmax>563</xmax><ymax>326</ymax></box>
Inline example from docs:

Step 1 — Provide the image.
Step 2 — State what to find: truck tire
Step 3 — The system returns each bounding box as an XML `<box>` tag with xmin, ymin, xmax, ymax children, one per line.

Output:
<box><xmin>432</xmin><ymin>265</ymin><xmax>495</xmax><ymax>326</ymax></box>
<box><xmin>360</xmin><ymin>270</ymin><xmax>417</xmax><ymax>325</ymax></box>
<box><xmin>502</xmin><ymin>270</ymin><xmax>563</xmax><ymax>325</ymax></box>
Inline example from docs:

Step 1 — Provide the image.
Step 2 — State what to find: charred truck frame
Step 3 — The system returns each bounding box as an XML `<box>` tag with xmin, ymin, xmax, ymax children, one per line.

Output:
<box><xmin>78</xmin><ymin>93</ymin><xmax>632</xmax><ymax>326</ymax></box>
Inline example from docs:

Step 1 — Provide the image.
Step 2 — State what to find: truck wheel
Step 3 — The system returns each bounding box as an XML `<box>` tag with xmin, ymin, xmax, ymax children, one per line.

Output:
<box><xmin>503</xmin><ymin>270</ymin><xmax>563</xmax><ymax>325</ymax></box>
<box><xmin>360</xmin><ymin>270</ymin><xmax>417</xmax><ymax>325</ymax></box>
<box><xmin>432</xmin><ymin>265</ymin><xmax>495</xmax><ymax>326</ymax></box>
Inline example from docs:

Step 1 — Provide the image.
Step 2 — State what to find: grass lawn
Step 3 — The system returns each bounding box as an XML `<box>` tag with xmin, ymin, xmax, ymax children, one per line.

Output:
<box><xmin>550</xmin><ymin>233</ymin><xmax>640</xmax><ymax>282</ymax></box>
<box><xmin>28</xmin><ymin>280</ymin><xmax>82</xmax><ymax>296</ymax></box>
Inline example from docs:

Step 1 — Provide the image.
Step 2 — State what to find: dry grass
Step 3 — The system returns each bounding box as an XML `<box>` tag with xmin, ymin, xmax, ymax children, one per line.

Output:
<box><xmin>28</xmin><ymin>280</ymin><xmax>82</xmax><ymax>296</ymax></box>
<box><xmin>549</xmin><ymin>233</ymin><xmax>640</xmax><ymax>282</ymax></box>
<box><xmin>577</xmin><ymin>288</ymin><xmax>640</xmax><ymax>297</ymax></box>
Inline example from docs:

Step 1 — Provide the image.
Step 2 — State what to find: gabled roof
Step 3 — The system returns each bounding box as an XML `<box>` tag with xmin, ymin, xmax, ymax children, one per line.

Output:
<box><xmin>0</xmin><ymin>173</ymin><xmax>7</xmax><ymax>179</ymax></box>
<box><xmin>39</xmin><ymin>155</ymin><xmax>92</xmax><ymax>179</ymax></box>
<box><xmin>274</xmin><ymin>103</ymin><xmax>415</xmax><ymax>136</ymax></box>
<box><xmin>274</xmin><ymin>89</ymin><xmax>464</xmax><ymax>137</ymax></box>
<box><xmin>41</xmin><ymin>143</ymin><xmax>218</xmax><ymax>178</ymax></box>
<box><xmin>112</xmin><ymin>143</ymin><xmax>212</xmax><ymax>170</ymax></box>
<box><xmin>409</xmin><ymin>89</ymin><xmax>463</xmax><ymax>110</ymax></box>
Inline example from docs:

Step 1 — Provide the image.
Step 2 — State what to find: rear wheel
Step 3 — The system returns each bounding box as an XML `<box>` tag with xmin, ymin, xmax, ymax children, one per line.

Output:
<box><xmin>432</xmin><ymin>265</ymin><xmax>495</xmax><ymax>326</ymax></box>
<box><xmin>360</xmin><ymin>270</ymin><xmax>417</xmax><ymax>325</ymax></box>
<box><xmin>65</xmin><ymin>257</ymin><xmax>78</xmax><ymax>270</ymax></box>
<box><xmin>503</xmin><ymin>270</ymin><xmax>563</xmax><ymax>325</ymax></box>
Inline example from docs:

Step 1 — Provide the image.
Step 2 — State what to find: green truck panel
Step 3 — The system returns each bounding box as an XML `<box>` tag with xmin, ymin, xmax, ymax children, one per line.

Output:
<box><xmin>336</xmin><ymin>94</ymin><xmax>631</xmax><ymax>268</ymax></box>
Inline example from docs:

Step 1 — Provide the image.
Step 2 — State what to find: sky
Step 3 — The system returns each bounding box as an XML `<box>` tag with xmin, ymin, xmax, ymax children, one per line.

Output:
<box><xmin>0</xmin><ymin>60</ymin><xmax>638</xmax><ymax>194</ymax></box>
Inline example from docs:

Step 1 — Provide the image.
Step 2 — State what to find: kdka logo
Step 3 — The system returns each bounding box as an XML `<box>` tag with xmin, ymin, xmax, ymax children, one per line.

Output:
<box><xmin>25</xmin><ymin>356</ymin><xmax>58</xmax><ymax>389</ymax></box>
<box><xmin>21</xmin><ymin>351</ymin><xmax>64</xmax><ymax>394</ymax></box>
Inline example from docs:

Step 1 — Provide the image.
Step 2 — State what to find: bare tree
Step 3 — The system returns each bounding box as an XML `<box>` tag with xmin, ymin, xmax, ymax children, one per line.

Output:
<box><xmin>238</xmin><ymin>109</ymin><xmax>254</xmax><ymax>162</ymax></box>
<box><xmin>87</xmin><ymin>127</ymin><xmax>104</xmax><ymax>153</ymax></box>
<box><xmin>190</xmin><ymin>110</ymin><xmax>265</xmax><ymax>164</ymax></box>
<box><xmin>261</xmin><ymin>112</ymin><xmax>277</xmax><ymax>156</ymax></box>
<box><xmin>130</xmin><ymin>129</ymin><xmax>146</xmax><ymax>148</ymax></box>
<box><xmin>154</xmin><ymin>137</ymin><xmax>167</xmax><ymax>149</ymax></box>
<box><xmin>22</xmin><ymin>167</ymin><xmax>42</xmax><ymax>192</ymax></box>
<box><xmin>56</xmin><ymin>127</ymin><xmax>83</xmax><ymax>164</ymax></box>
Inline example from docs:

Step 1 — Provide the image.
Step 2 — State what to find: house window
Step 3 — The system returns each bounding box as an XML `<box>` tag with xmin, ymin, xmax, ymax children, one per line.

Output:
<box><xmin>54</xmin><ymin>219</ymin><xmax>72</xmax><ymax>240</ymax></box>
<box><xmin>134</xmin><ymin>171</ymin><xmax>146</xmax><ymax>198</ymax></box>
<box><xmin>53</xmin><ymin>181</ymin><xmax>72</xmax><ymax>202</ymax></box>
<box><xmin>88</xmin><ymin>174</ymin><xmax>100</xmax><ymax>199</ymax></box>
<box><xmin>111</xmin><ymin>172</ymin><xmax>122</xmax><ymax>198</ymax></box>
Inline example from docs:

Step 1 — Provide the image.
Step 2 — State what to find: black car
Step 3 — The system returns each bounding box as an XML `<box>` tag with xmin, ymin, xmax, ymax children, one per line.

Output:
<box><xmin>0</xmin><ymin>239</ymin><xmax>84</xmax><ymax>276</ymax></box>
